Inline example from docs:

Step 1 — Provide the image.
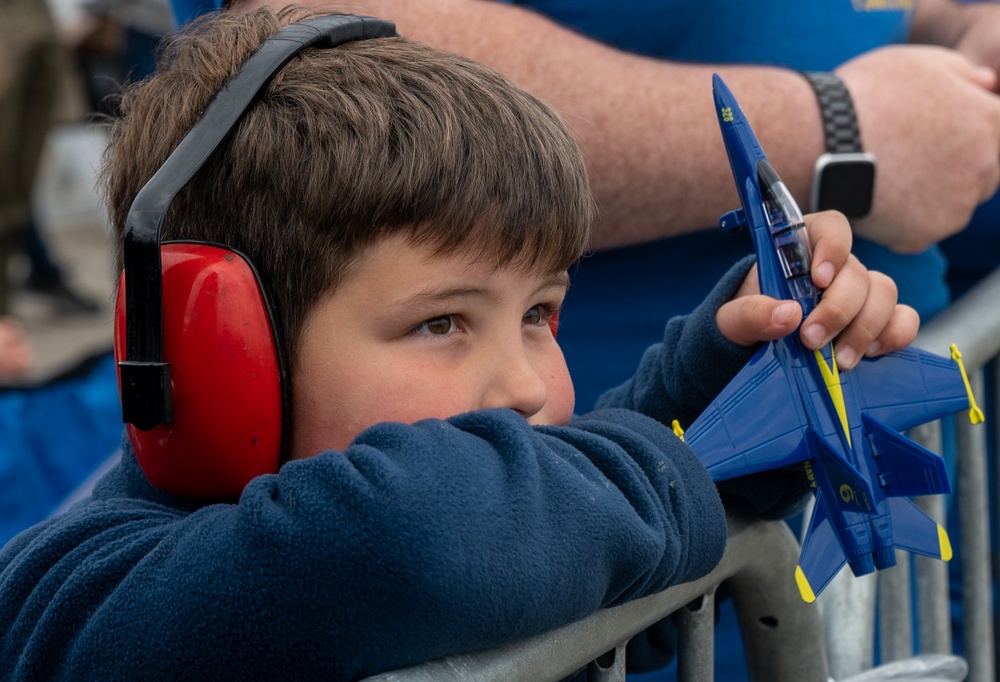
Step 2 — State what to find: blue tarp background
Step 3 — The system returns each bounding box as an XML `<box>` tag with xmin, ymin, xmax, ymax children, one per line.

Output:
<box><xmin>0</xmin><ymin>349</ymin><xmax>123</xmax><ymax>546</ymax></box>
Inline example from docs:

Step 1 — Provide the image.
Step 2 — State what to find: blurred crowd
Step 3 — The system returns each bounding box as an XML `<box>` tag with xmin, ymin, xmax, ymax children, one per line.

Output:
<box><xmin>0</xmin><ymin>0</ymin><xmax>171</xmax><ymax>383</ymax></box>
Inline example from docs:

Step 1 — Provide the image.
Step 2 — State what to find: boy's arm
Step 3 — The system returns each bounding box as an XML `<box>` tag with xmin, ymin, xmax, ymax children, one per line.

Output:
<box><xmin>595</xmin><ymin>256</ymin><xmax>758</xmax><ymax>426</ymax></box>
<box><xmin>595</xmin><ymin>257</ymin><xmax>812</xmax><ymax>520</ymax></box>
<box><xmin>0</xmin><ymin>409</ymin><xmax>724</xmax><ymax>680</ymax></box>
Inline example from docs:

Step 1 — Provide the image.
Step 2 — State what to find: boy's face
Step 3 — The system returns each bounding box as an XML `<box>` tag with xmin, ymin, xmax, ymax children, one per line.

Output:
<box><xmin>289</xmin><ymin>233</ymin><xmax>575</xmax><ymax>459</ymax></box>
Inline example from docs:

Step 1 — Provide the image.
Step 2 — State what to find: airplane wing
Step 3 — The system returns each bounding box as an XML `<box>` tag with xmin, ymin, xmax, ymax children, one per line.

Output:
<box><xmin>847</xmin><ymin>347</ymin><xmax>972</xmax><ymax>432</ymax></box>
<box><xmin>683</xmin><ymin>342</ymin><xmax>812</xmax><ymax>481</ymax></box>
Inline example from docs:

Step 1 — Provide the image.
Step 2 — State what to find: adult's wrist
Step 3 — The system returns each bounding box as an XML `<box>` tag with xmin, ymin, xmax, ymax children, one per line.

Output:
<box><xmin>800</xmin><ymin>71</ymin><xmax>877</xmax><ymax>219</ymax></box>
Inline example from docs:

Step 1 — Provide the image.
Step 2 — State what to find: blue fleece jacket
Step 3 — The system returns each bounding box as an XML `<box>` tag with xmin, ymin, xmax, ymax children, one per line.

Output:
<box><xmin>0</xmin><ymin>260</ymin><xmax>773</xmax><ymax>681</ymax></box>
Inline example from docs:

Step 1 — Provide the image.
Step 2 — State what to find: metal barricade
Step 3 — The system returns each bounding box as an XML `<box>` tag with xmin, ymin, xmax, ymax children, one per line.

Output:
<box><xmin>364</xmin><ymin>512</ymin><xmax>829</xmax><ymax>682</ymax></box>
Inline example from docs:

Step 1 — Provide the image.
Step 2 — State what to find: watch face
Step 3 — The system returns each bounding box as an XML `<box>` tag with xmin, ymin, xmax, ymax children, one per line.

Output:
<box><xmin>812</xmin><ymin>154</ymin><xmax>876</xmax><ymax>218</ymax></box>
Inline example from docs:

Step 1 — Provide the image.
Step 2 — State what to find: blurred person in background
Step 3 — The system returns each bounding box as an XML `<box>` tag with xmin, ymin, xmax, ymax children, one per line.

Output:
<box><xmin>1</xmin><ymin>0</ymin><xmax>101</xmax><ymax>319</ymax></box>
<box><xmin>71</xmin><ymin>0</ymin><xmax>173</xmax><ymax>118</ymax></box>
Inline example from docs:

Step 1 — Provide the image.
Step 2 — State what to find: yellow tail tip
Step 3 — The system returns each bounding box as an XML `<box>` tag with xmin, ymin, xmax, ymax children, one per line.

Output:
<box><xmin>671</xmin><ymin>419</ymin><xmax>685</xmax><ymax>441</ymax></box>
<box><xmin>939</xmin><ymin>525</ymin><xmax>953</xmax><ymax>562</ymax></box>
<box><xmin>795</xmin><ymin>566</ymin><xmax>816</xmax><ymax>603</ymax></box>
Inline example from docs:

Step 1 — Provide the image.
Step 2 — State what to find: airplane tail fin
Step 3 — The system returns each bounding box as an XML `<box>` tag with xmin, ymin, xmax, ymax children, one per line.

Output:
<box><xmin>862</xmin><ymin>414</ymin><xmax>952</xmax><ymax>497</ymax></box>
<box><xmin>796</xmin><ymin>491</ymin><xmax>852</xmax><ymax>603</ymax></box>
<box><xmin>888</xmin><ymin>496</ymin><xmax>953</xmax><ymax>562</ymax></box>
<box><xmin>806</xmin><ymin>428</ymin><xmax>877</xmax><ymax>515</ymax></box>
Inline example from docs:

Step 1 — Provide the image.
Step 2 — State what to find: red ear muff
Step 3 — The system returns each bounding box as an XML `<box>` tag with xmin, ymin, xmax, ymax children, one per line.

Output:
<box><xmin>115</xmin><ymin>15</ymin><xmax>398</xmax><ymax>499</ymax></box>
<box><xmin>114</xmin><ymin>244</ymin><xmax>283</xmax><ymax>499</ymax></box>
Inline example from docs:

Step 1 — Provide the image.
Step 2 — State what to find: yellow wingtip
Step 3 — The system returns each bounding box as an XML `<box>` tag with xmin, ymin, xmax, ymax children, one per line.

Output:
<box><xmin>950</xmin><ymin>344</ymin><xmax>986</xmax><ymax>426</ymax></box>
<box><xmin>939</xmin><ymin>525</ymin><xmax>953</xmax><ymax>562</ymax></box>
<box><xmin>795</xmin><ymin>566</ymin><xmax>816</xmax><ymax>603</ymax></box>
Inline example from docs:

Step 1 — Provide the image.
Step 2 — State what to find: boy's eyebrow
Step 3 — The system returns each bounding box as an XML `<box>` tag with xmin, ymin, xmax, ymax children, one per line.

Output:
<box><xmin>396</xmin><ymin>273</ymin><xmax>570</xmax><ymax>308</ymax></box>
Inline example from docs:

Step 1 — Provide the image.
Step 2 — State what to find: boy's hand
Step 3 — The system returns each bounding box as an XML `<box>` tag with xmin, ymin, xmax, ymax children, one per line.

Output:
<box><xmin>715</xmin><ymin>211</ymin><xmax>919</xmax><ymax>370</ymax></box>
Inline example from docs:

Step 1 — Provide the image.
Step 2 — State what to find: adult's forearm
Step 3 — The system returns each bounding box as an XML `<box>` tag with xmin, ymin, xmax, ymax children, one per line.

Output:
<box><xmin>238</xmin><ymin>0</ymin><xmax>826</xmax><ymax>250</ymax></box>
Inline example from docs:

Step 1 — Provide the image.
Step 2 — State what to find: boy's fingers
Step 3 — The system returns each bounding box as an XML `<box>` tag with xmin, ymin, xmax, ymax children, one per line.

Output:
<box><xmin>806</xmin><ymin>211</ymin><xmax>853</xmax><ymax>289</ymax></box>
<box><xmin>717</xmin><ymin>295</ymin><xmax>802</xmax><ymax>346</ymax></box>
<box><xmin>865</xmin><ymin>304</ymin><xmax>920</xmax><ymax>358</ymax></box>
<box><xmin>829</xmin><ymin>271</ymin><xmax>900</xmax><ymax>369</ymax></box>
<box><xmin>800</xmin><ymin>254</ymin><xmax>869</xmax><ymax>349</ymax></box>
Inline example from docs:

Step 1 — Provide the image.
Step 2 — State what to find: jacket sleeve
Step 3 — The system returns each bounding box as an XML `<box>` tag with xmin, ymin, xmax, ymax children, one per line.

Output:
<box><xmin>0</xmin><ymin>409</ymin><xmax>724</xmax><ymax>681</ymax></box>
<box><xmin>595</xmin><ymin>256</ymin><xmax>811</xmax><ymax>521</ymax></box>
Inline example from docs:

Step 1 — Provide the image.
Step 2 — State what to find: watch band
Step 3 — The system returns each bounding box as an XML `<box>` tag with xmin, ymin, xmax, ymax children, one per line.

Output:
<box><xmin>801</xmin><ymin>71</ymin><xmax>865</xmax><ymax>154</ymax></box>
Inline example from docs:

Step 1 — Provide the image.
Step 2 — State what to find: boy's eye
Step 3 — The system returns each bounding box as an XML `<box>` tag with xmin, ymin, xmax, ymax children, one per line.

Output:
<box><xmin>523</xmin><ymin>304</ymin><xmax>556</xmax><ymax>326</ymax></box>
<box><xmin>412</xmin><ymin>315</ymin><xmax>458</xmax><ymax>335</ymax></box>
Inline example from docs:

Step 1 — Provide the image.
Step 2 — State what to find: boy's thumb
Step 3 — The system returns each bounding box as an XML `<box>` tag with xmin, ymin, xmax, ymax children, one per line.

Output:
<box><xmin>716</xmin><ymin>297</ymin><xmax>801</xmax><ymax>347</ymax></box>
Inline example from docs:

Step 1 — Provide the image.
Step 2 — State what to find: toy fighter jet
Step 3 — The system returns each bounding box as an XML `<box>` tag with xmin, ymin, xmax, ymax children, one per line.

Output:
<box><xmin>678</xmin><ymin>75</ymin><xmax>984</xmax><ymax>603</ymax></box>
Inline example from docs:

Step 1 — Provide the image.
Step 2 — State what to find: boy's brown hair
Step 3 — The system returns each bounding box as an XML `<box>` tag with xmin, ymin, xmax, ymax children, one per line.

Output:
<box><xmin>101</xmin><ymin>7</ymin><xmax>593</xmax><ymax>365</ymax></box>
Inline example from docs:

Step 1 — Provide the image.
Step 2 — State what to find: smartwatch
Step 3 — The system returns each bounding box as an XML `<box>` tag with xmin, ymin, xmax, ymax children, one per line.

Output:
<box><xmin>802</xmin><ymin>71</ymin><xmax>876</xmax><ymax>218</ymax></box>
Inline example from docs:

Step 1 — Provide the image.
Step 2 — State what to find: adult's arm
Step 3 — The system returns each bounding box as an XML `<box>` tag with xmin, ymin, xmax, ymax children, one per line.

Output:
<box><xmin>238</xmin><ymin>0</ymin><xmax>1000</xmax><ymax>253</ymax></box>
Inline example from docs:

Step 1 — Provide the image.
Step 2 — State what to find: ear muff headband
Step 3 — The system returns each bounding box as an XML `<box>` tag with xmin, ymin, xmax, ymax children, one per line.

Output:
<box><xmin>117</xmin><ymin>15</ymin><xmax>398</xmax><ymax>497</ymax></box>
<box><xmin>120</xmin><ymin>14</ymin><xmax>397</xmax><ymax>429</ymax></box>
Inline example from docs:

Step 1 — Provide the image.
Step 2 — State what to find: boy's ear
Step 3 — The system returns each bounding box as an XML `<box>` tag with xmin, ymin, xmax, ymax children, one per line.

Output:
<box><xmin>114</xmin><ymin>243</ymin><xmax>284</xmax><ymax>499</ymax></box>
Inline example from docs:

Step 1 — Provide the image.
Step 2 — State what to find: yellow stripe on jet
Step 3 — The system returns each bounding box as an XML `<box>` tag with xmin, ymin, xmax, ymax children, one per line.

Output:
<box><xmin>814</xmin><ymin>348</ymin><xmax>850</xmax><ymax>446</ymax></box>
<box><xmin>795</xmin><ymin>566</ymin><xmax>816</xmax><ymax>603</ymax></box>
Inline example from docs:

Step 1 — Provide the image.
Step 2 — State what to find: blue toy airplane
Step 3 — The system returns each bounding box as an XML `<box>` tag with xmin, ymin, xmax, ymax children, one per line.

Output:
<box><xmin>678</xmin><ymin>75</ymin><xmax>985</xmax><ymax>603</ymax></box>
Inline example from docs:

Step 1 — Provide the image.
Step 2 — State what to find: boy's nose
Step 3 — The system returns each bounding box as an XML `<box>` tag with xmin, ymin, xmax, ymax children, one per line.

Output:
<box><xmin>481</xmin><ymin>347</ymin><xmax>548</xmax><ymax>419</ymax></box>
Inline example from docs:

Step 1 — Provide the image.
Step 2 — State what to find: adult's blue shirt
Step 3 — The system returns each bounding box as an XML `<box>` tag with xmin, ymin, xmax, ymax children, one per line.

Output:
<box><xmin>498</xmin><ymin>0</ymin><xmax>949</xmax><ymax>411</ymax></box>
<box><xmin>502</xmin><ymin>0</ymin><xmax>911</xmax><ymax>67</ymax></box>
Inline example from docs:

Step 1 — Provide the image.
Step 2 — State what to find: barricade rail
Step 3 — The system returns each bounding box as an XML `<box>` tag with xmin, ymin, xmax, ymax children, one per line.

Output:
<box><xmin>363</xmin><ymin>265</ymin><xmax>1000</xmax><ymax>682</ymax></box>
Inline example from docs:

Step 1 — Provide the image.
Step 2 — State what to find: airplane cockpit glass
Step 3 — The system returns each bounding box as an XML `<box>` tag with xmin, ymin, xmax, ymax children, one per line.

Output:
<box><xmin>776</xmin><ymin>228</ymin><xmax>811</xmax><ymax>277</ymax></box>
<box><xmin>757</xmin><ymin>160</ymin><xmax>815</xmax><ymax>300</ymax></box>
<box><xmin>763</xmin><ymin>182</ymin><xmax>805</xmax><ymax>229</ymax></box>
<box><xmin>776</xmin><ymin>225</ymin><xmax>816</xmax><ymax>302</ymax></box>
<box><xmin>757</xmin><ymin>160</ymin><xmax>805</xmax><ymax>229</ymax></box>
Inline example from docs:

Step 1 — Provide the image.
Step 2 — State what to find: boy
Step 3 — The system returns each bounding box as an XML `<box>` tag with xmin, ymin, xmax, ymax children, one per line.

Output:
<box><xmin>0</xmin><ymin>8</ymin><xmax>915</xmax><ymax>680</ymax></box>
